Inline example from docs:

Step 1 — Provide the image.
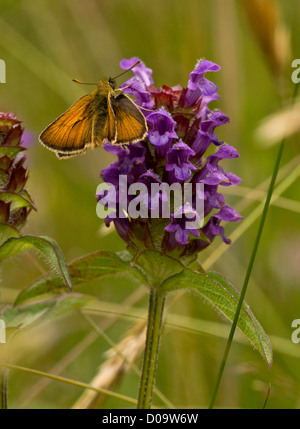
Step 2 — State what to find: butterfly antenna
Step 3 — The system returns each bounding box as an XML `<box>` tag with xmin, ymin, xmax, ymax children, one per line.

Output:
<box><xmin>72</xmin><ymin>79</ymin><xmax>96</xmax><ymax>85</ymax></box>
<box><xmin>111</xmin><ymin>60</ymin><xmax>140</xmax><ymax>81</ymax></box>
<box><xmin>139</xmin><ymin>106</ymin><xmax>154</xmax><ymax>112</ymax></box>
<box><xmin>115</xmin><ymin>82</ymin><xmax>134</xmax><ymax>93</ymax></box>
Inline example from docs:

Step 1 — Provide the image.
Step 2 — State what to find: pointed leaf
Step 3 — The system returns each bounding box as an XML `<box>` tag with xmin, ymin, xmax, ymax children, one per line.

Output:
<box><xmin>0</xmin><ymin>224</ymin><xmax>19</xmax><ymax>246</ymax></box>
<box><xmin>15</xmin><ymin>249</ymin><xmax>146</xmax><ymax>305</ymax></box>
<box><xmin>2</xmin><ymin>293</ymin><xmax>94</xmax><ymax>331</ymax></box>
<box><xmin>0</xmin><ymin>191</ymin><xmax>36</xmax><ymax>212</ymax></box>
<box><xmin>160</xmin><ymin>269</ymin><xmax>272</xmax><ymax>366</ymax></box>
<box><xmin>0</xmin><ymin>235</ymin><xmax>72</xmax><ymax>290</ymax></box>
<box><xmin>0</xmin><ymin>145</ymin><xmax>25</xmax><ymax>159</ymax></box>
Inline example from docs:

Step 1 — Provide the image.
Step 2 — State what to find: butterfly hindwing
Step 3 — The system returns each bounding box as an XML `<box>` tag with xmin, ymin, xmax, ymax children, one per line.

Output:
<box><xmin>39</xmin><ymin>94</ymin><xmax>93</xmax><ymax>156</ymax></box>
<box><xmin>111</xmin><ymin>93</ymin><xmax>148</xmax><ymax>144</ymax></box>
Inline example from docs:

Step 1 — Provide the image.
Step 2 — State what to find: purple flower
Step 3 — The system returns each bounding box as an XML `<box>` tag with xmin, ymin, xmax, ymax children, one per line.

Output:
<box><xmin>201</xmin><ymin>206</ymin><xmax>242</xmax><ymax>247</ymax></box>
<box><xmin>191</xmin><ymin>111</ymin><xmax>230</xmax><ymax>156</ymax></box>
<box><xmin>184</xmin><ymin>59</ymin><xmax>221</xmax><ymax>109</ymax></box>
<box><xmin>99</xmin><ymin>58</ymin><xmax>242</xmax><ymax>260</ymax></box>
<box><xmin>101</xmin><ymin>141</ymin><xmax>147</xmax><ymax>181</ymax></box>
<box><xmin>120</xmin><ymin>58</ymin><xmax>154</xmax><ymax>110</ymax></box>
<box><xmin>194</xmin><ymin>144</ymin><xmax>242</xmax><ymax>189</ymax></box>
<box><xmin>165</xmin><ymin>141</ymin><xmax>196</xmax><ymax>182</ymax></box>
<box><xmin>147</xmin><ymin>108</ymin><xmax>178</xmax><ymax>149</ymax></box>
<box><xmin>165</xmin><ymin>205</ymin><xmax>201</xmax><ymax>246</ymax></box>
<box><xmin>134</xmin><ymin>171</ymin><xmax>164</xmax><ymax>214</ymax></box>
<box><xmin>120</xmin><ymin>57</ymin><xmax>154</xmax><ymax>87</ymax></box>
<box><xmin>188</xmin><ymin>59</ymin><xmax>221</xmax><ymax>94</ymax></box>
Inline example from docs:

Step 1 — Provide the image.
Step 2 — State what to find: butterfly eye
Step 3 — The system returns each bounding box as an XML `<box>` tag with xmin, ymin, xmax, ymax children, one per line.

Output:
<box><xmin>109</xmin><ymin>79</ymin><xmax>115</xmax><ymax>90</ymax></box>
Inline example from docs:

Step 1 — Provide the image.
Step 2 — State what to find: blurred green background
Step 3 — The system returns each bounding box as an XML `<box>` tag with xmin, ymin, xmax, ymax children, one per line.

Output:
<box><xmin>1</xmin><ymin>0</ymin><xmax>300</xmax><ymax>409</ymax></box>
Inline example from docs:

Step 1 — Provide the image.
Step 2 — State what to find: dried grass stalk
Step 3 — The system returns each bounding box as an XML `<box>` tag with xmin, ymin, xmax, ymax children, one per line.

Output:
<box><xmin>241</xmin><ymin>0</ymin><xmax>290</xmax><ymax>77</ymax></box>
<box><xmin>72</xmin><ymin>321</ymin><xmax>146</xmax><ymax>409</ymax></box>
<box><xmin>256</xmin><ymin>99</ymin><xmax>300</xmax><ymax>146</ymax></box>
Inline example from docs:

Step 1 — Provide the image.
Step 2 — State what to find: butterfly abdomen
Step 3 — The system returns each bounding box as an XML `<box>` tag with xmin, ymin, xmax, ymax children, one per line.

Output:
<box><xmin>91</xmin><ymin>80</ymin><xmax>116</xmax><ymax>145</ymax></box>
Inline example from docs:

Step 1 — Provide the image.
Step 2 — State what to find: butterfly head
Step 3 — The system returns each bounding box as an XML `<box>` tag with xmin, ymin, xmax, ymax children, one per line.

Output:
<box><xmin>108</xmin><ymin>78</ymin><xmax>116</xmax><ymax>90</ymax></box>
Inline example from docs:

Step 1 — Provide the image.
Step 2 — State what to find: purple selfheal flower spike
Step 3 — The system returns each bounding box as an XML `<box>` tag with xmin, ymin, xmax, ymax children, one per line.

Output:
<box><xmin>166</xmin><ymin>141</ymin><xmax>197</xmax><ymax>182</ymax></box>
<box><xmin>100</xmin><ymin>57</ymin><xmax>242</xmax><ymax>258</ymax></box>
<box><xmin>165</xmin><ymin>205</ymin><xmax>201</xmax><ymax>246</ymax></box>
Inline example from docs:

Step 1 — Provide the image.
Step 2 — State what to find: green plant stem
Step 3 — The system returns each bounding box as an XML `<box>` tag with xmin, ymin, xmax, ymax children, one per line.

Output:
<box><xmin>137</xmin><ymin>291</ymin><xmax>155</xmax><ymax>407</ymax></box>
<box><xmin>0</xmin><ymin>263</ymin><xmax>7</xmax><ymax>410</ymax></box>
<box><xmin>137</xmin><ymin>289</ymin><xmax>165</xmax><ymax>409</ymax></box>
<box><xmin>209</xmin><ymin>81</ymin><xmax>299</xmax><ymax>409</ymax></box>
<box><xmin>1</xmin><ymin>369</ymin><xmax>8</xmax><ymax>409</ymax></box>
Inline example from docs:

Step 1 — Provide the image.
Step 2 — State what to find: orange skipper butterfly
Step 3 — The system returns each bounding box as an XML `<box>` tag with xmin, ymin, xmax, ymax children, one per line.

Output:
<box><xmin>39</xmin><ymin>61</ymin><xmax>148</xmax><ymax>159</ymax></box>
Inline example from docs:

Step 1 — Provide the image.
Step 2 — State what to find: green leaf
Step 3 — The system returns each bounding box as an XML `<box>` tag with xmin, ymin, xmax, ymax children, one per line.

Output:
<box><xmin>0</xmin><ymin>191</ymin><xmax>36</xmax><ymax>212</ymax></box>
<box><xmin>0</xmin><ymin>145</ymin><xmax>25</xmax><ymax>159</ymax></box>
<box><xmin>2</xmin><ymin>293</ymin><xmax>93</xmax><ymax>331</ymax></box>
<box><xmin>0</xmin><ymin>235</ymin><xmax>72</xmax><ymax>290</ymax></box>
<box><xmin>15</xmin><ymin>249</ymin><xmax>146</xmax><ymax>306</ymax></box>
<box><xmin>67</xmin><ymin>249</ymin><xmax>146</xmax><ymax>284</ymax></box>
<box><xmin>0</xmin><ymin>224</ymin><xmax>19</xmax><ymax>246</ymax></box>
<box><xmin>160</xmin><ymin>269</ymin><xmax>272</xmax><ymax>366</ymax></box>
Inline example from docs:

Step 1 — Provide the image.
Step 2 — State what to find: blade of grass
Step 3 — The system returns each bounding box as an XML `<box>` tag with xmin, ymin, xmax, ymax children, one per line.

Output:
<box><xmin>79</xmin><ymin>311</ymin><xmax>175</xmax><ymax>409</ymax></box>
<box><xmin>17</xmin><ymin>286</ymin><xmax>146</xmax><ymax>408</ymax></box>
<box><xmin>65</xmin><ymin>0</ymin><xmax>123</xmax><ymax>71</ymax></box>
<box><xmin>0</xmin><ymin>15</ymin><xmax>84</xmax><ymax>103</ymax></box>
<box><xmin>0</xmin><ymin>362</ymin><xmax>137</xmax><ymax>406</ymax></box>
<box><xmin>224</xmin><ymin>185</ymin><xmax>300</xmax><ymax>214</ymax></box>
<box><xmin>232</xmin><ymin>152</ymin><xmax>300</xmax><ymax>212</ymax></box>
<box><xmin>83</xmin><ymin>300</ymin><xmax>300</xmax><ymax>359</ymax></box>
<box><xmin>23</xmin><ymin>1</ymin><xmax>80</xmax><ymax>74</ymax></box>
<box><xmin>208</xmin><ymin>81</ymin><xmax>300</xmax><ymax>409</ymax></box>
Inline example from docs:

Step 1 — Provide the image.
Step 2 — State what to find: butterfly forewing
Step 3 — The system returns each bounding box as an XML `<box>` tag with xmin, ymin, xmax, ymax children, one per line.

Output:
<box><xmin>111</xmin><ymin>93</ymin><xmax>148</xmax><ymax>144</ymax></box>
<box><xmin>39</xmin><ymin>94</ymin><xmax>93</xmax><ymax>155</ymax></box>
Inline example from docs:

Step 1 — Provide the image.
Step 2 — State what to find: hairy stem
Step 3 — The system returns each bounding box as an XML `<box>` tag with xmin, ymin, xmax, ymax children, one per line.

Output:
<box><xmin>137</xmin><ymin>289</ymin><xmax>165</xmax><ymax>409</ymax></box>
